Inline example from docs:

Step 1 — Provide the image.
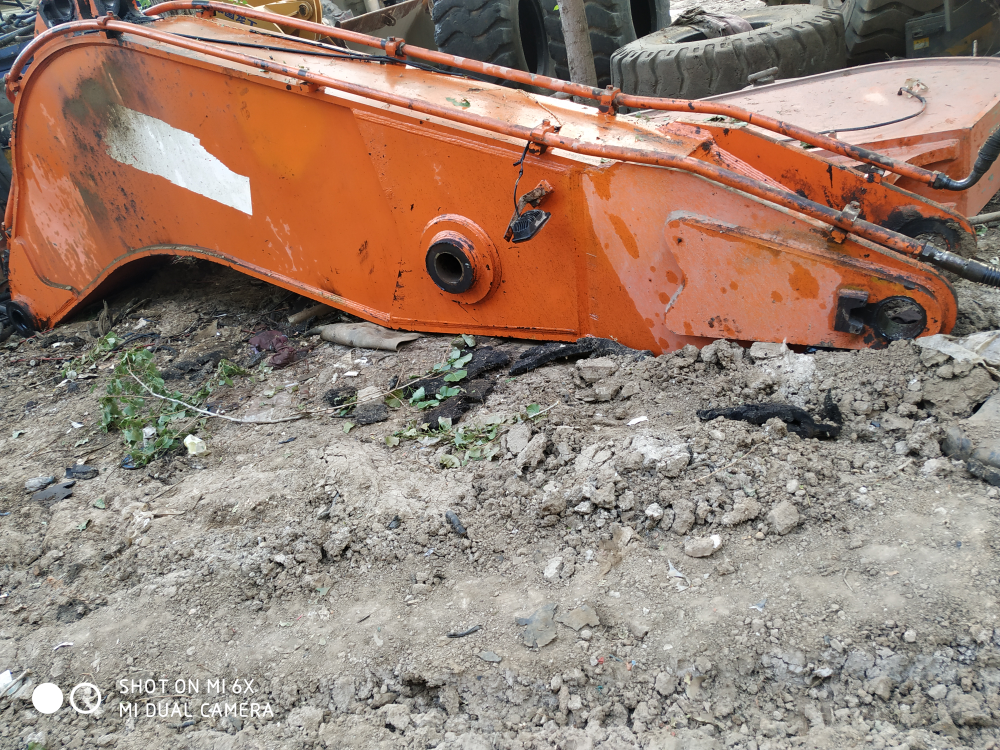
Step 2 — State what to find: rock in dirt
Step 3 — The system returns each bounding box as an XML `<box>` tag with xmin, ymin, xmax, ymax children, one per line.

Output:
<box><xmin>576</xmin><ymin>357</ymin><xmax>617</xmax><ymax>383</ymax></box>
<box><xmin>671</xmin><ymin>497</ymin><xmax>696</xmax><ymax>535</ymax></box>
<box><xmin>684</xmin><ymin>535</ymin><xmax>723</xmax><ymax>558</ymax></box>
<box><xmin>629</xmin><ymin>436</ymin><xmax>689</xmax><ymax>476</ymax></box>
<box><xmin>287</xmin><ymin>706</ymin><xmax>324</xmax><ymax>732</ymax></box>
<box><xmin>516</xmin><ymin>603</ymin><xmax>557</xmax><ymax>648</ymax></box>
<box><xmin>543</xmin><ymin>557</ymin><xmax>563</xmax><ymax>580</ymax></box>
<box><xmin>721</xmin><ymin>497</ymin><xmax>761</xmax><ymax>527</ymax></box>
<box><xmin>323</xmin><ymin>528</ymin><xmax>352</xmax><ymax>558</ymax></box>
<box><xmin>654</xmin><ymin>671</ymin><xmax>677</xmax><ymax>697</ymax></box>
<box><xmin>506</xmin><ymin>423</ymin><xmax>532</xmax><ymax>455</ymax></box>
<box><xmin>380</xmin><ymin>703</ymin><xmax>411</xmax><ymax>732</ymax></box>
<box><xmin>555</xmin><ymin>605</ymin><xmax>600</xmax><ymax>631</ymax></box>
<box><xmin>24</xmin><ymin>476</ymin><xmax>54</xmax><ymax>493</ymax></box>
<box><xmin>768</xmin><ymin>500</ymin><xmax>801</xmax><ymax>535</ymax></box>
<box><xmin>629</xmin><ymin>619</ymin><xmax>650</xmax><ymax>638</ymax></box>
<box><xmin>478</xmin><ymin>651</ymin><xmax>502</xmax><ymax>663</ymax></box>
<box><xmin>516</xmin><ymin>433</ymin><xmax>550</xmax><ymax>470</ymax></box>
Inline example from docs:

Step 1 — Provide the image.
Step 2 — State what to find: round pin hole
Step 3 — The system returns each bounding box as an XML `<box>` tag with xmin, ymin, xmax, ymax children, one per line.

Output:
<box><xmin>872</xmin><ymin>296</ymin><xmax>927</xmax><ymax>341</ymax></box>
<box><xmin>426</xmin><ymin>238</ymin><xmax>475</xmax><ymax>294</ymax></box>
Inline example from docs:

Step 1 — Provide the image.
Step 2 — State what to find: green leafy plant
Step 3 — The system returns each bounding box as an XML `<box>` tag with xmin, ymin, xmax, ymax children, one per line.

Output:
<box><xmin>386</xmin><ymin>402</ymin><xmax>550</xmax><ymax>466</ymax></box>
<box><xmin>389</xmin><ymin>417</ymin><xmax>502</xmax><ymax>466</ymax></box>
<box><xmin>398</xmin><ymin>342</ymin><xmax>476</xmax><ymax>411</ymax></box>
<box><xmin>99</xmin><ymin>349</ymin><xmax>246</xmax><ymax>467</ymax></box>
<box><xmin>62</xmin><ymin>330</ymin><xmax>123</xmax><ymax>378</ymax></box>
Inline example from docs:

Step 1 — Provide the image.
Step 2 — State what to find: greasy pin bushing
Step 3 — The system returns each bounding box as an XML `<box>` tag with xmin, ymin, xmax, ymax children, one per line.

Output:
<box><xmin>426</xmin><ymin>232</ymin><xmax>476</xmax><ymax>294</ymax></box>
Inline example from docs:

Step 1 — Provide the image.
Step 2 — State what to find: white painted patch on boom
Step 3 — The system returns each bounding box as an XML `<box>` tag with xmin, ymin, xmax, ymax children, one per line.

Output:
<box><xmin>105</xmin><ymin>105</ymin><xmax>252</xmax><ymax>215</ymax></box>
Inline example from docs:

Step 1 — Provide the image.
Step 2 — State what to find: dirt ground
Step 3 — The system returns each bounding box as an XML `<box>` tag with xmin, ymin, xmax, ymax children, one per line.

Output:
<box><xmin>0</xmin><ymin>194</ymin><xmax>1000</xmax><ymax>750</ymax></box>
<box><xmin>4</xmin><ymin>0</ymin><xmax>1000</xmax><ymax>739</ymax></box>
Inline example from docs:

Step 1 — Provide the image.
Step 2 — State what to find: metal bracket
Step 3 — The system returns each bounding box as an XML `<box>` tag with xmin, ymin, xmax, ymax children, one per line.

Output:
<box><xmin>830</xmin><ymin>200</ymin><xmax>861</xmax><ymax>244</ymax></box>
<box><xmin>834</xmin><ymin>289</ymin><xmax>869</xmax><ymax>334</ymax></box>
<box><xmin>383</xmin><ymin>36</ymin><xmax>405</xmax><ymax>58</ymax></box>
<box><xmin>598</xmin><ymin>86</ymin><xmax>620</xmax><ymax>115</ymax></box>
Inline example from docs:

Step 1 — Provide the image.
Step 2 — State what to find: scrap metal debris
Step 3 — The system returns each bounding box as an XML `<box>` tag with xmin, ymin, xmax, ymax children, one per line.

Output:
<box><xmin>509</xmin><ymin>337</ymin><xmax>650</xmax><ymax>376</ymax></box>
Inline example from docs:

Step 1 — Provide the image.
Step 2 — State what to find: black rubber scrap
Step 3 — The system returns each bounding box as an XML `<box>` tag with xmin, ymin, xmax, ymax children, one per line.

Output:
<box><xmin>353</xmin><ymin>403</ymin><xmax>389</xmax><ymax>425</ymax></box>
<box><xmin>423</xmin><ymin>378</ymin><xmax>496</xmax><ymax>425</ymax></box>
<box><xmin>65</xmin><ymin>465</ymin><xmax>99</xmax><ymax>480</ymax></box>
<box><xmin>697</xmin><ymin>401</ymin><xmax>842</xmax><ymax>439</ymax></box>
<box><xmin>408</xmin><ymin>347</ymin><xmax>511</xmax><ymax>426</ymax></box>
<box><xmin>324</xmin><ymin>386</ymin><xmax>357</xmax><ymax>408</ymax></box>
<box><xmin>32</xmin><ymin>481</ymin><xmax>76</xmax><ymax>506</ymax></box>
<box><xmin>445</xmin><ymin>510</ymin><xmax>467</xmax><ymax>536</ymax></box>
<box><xmin>509</xmin><ymin>337</ymin><xmax>650</xmax><ymax>376</ymax></box>
<box><xmin>405</xmin><ymin>347</ymin><xmax>511</xmax><ymax>398</ymax></box>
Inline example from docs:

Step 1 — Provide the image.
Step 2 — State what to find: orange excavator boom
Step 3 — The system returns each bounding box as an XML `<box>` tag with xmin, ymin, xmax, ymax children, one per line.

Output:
<box><xmin>4</xmin><ymin>0</ymin><xmax>1000</xmax><ymax>352</ymax></box>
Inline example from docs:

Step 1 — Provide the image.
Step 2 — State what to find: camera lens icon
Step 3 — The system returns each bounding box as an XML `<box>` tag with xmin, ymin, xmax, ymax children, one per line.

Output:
<box><xmin>70</xmin><ymin>683</ymin><xmax>102</xmax><ymax>714</ymax></box>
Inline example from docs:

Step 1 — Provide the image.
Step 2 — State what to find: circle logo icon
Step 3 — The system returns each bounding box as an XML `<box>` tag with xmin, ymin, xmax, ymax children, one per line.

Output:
<box><xmin>31</xmin><ymin>683</ymin><xmax>64</xmax><ymax>714</ymax></box>
<box><xmin>69</xmin><ymin>683</ymin><xmax>102</xmax><ymax>714</ymax></box>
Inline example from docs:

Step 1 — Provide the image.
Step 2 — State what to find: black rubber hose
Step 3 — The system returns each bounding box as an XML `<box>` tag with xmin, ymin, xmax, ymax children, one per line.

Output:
<box><xmin>919</xmin><ymin>242</ymin><xmax>1000</xmax><ymax>287</ymax></box>
<box><xmin>0</xmin><ymin>19</ymin><xmax>33</xmax><ymax>46</ymax></box>
<box><xmin>934</xmin><ymin>127</ymin><xmax>1000</xmax><ymax>191</ymax></box>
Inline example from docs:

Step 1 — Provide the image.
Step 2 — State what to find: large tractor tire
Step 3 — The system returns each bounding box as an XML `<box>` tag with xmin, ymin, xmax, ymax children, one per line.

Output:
<box><xmin>432</xmin><ymin>0</ymin><xmax>553</xmax><ymax>80</ymax></box>
<box><xmin>840</xmin><ymin>0</ymin><xmax>942</xmax><ymax>60</ymax></box>
<box><xmin>541</xmin><ymin>0</ymin><xmax>670</xmax><ymax>88</ymax></box>
<box><xmin>610</xmin><ymin>6</ymin><xmax>846</xmax><ymax>100</ymax></box>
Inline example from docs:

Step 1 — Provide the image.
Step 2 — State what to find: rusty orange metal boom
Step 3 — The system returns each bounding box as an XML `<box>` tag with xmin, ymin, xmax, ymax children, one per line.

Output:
<box><xmin>4</xmin><ymin>0</ymin><xmax>1000</xmax><ymax>353</ymax></box>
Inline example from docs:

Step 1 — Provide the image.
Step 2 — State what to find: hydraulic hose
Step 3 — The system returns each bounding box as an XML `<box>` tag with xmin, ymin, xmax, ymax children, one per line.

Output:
<box><xmin>920</xmin><ymin>243</ymin><xmax>1000</xmax><ymax>287</ymax></box>
<box><xmin>934</xmin><ymin>127</ymin><xmax>1000</xmax><ymax>191</ymax></box>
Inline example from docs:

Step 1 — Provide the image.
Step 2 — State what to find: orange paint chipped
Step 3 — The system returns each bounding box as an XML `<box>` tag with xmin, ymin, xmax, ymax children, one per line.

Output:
<box><xmin>591</xmin><ymin>171</ymin><xmax>612</xmax><ymax>201</ymax></box>
<box><xmin>666</xmin><ymin>271</ymin><xmax>678</xmax><ymax>284</ymax></box>
<box><xmin>658</xmin><ymin>291</ymin><xmax>670</xmax><ymax>304</ymax></box>
<box><xmin>788</xmin><ymin>262</ymin><xmax>819</xmax><ymax>300</ymax></box>
<box><xmin>730</xmin><ymin>281</ymin><xmax>738</xmax><ymax>290</ymax></box>
<box><xmin>609</xmin><ymin>214</ymin><xmax>640</xmax><ymax>260</ymax></box>
<box><xmin>771</xmin><ymin>291</ymin><xmax>783</xmax><ymax>303</ymax></box>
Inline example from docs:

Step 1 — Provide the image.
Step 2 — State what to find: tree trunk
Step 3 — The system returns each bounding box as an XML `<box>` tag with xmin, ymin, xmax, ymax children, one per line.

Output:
<box><xmin>557</xmin><ymin>0</ymin><xmax>598</xmax><ymax>87</ymax></box>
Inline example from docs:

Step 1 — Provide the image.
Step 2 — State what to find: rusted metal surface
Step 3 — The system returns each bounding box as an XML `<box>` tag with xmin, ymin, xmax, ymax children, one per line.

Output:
<box><xmin>654</xmin><ymin>58</ymin><xmax>1000</xmax><ymax>218</ymax></box>
<box><xmin>4</xmin><ymin>1</ymin><xmax>994</xmax><ymax>353</ymax></box>
<box><xmin>123</xmin><ymin>1</ymin><xmax>984</xmax><ymax>191</ymax></box>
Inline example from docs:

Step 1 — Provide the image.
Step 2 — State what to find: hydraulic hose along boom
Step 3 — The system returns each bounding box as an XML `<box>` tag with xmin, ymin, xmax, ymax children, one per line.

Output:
<box><xmin>2</xmin><ymin>0</ymin><xmax>999</xmax><ymax>353</ymax></box>
<box><xmin>134</xmin><ymin>0</ymin><xmax>1000</xmax><ymax>193</ymax></box>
